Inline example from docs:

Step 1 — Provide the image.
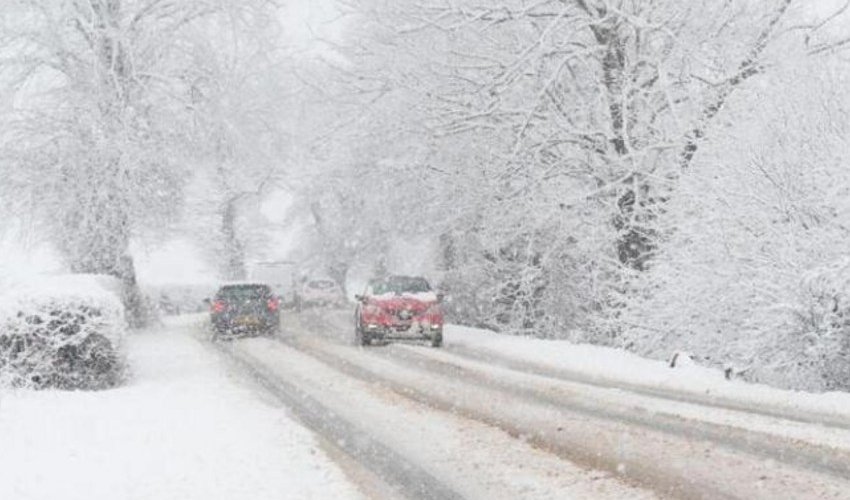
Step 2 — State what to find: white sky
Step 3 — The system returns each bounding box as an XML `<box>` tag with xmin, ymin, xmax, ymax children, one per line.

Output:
<box><xmin>280</xmin><ymin>0</ymin><xmax>346</xmax><ymax>55</ymax></box>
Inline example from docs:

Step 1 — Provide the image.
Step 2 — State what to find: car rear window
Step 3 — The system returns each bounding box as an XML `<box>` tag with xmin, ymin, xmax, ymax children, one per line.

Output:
<box><xmin>370</xmin><ymin>277</ymin><xmax>431</xmax><ymax>295</ymax></box>
<box><xmin>217</xmin><ymin>285</ymin><xmax>271</xmax><ymax>300</ymax></box>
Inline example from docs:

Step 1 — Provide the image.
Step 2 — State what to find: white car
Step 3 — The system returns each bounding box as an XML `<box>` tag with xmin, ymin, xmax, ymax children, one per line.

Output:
<box><xmin>296</xmin><ymin>278</ymin><xmax>345</xmax><ymax>309</ymax></box>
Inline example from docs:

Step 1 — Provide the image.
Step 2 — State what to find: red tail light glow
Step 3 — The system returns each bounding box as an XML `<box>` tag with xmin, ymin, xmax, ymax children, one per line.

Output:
<box><xmin>212</xmin><ymin>300</ymin><xmax>227</xmax><ymax>313</ymax></box>
<box><xmin>267</xmin><ymin>297</ymin><xmax>280</xmax><ymax>312</ymax></box>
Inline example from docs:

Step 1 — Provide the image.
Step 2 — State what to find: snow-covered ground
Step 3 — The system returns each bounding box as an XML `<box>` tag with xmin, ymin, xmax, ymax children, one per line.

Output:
<box><xmin>0</xmin><ymin>320</ymin><xmax>362</xmax><ymax>500</ymax></box>
<box><xmin>444</xmin><ymin>324</ymin><xmax>850</xmax><ymax>423</ymax></box>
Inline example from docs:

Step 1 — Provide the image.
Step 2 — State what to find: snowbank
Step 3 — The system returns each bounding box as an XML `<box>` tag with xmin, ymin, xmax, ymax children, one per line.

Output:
<box><xmin>445</xmin><ymin>325</ymin><xmax>850</xmax><ymax>421</ymax></box>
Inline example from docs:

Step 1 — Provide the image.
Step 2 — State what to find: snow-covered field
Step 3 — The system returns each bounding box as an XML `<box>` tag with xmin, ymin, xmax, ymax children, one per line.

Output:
<box><xmin>0</xmin><ymin>321</ymin><xmax>362</xmax><ymax>500</ymax></box>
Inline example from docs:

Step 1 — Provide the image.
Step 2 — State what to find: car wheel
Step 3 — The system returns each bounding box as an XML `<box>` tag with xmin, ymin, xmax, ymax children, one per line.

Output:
<box><xmin>355</xmin><ymin>325</ymin><xmax>370</xmax><ymax>346</ymax></box>
<box><xmin>431</xmin><ymin>331</ymin><xmax>443</xmax><ymax>348</ymax></box>
<box><xmin>266</xmin><ymin>323</ymin><xmax>280</xmax><ymax>337</ymax></box>
<box><xmin>211</xmin><ymin>325</ymin><xmax>225</xmax><ymax>341</ymax></box>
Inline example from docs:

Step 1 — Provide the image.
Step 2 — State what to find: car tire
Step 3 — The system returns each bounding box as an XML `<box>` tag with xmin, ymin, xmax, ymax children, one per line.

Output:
<box><xmin>431</xmin><ymin>331</ymin><xmax>443</xmax><ymax>348</ymax></box>
<box><xmin>211</xmin><ymin>325</ymin><xmax>225</xmax><ymax>341</ymax></box>
<box><xmin>265</xmin><ymin>323</ymin><xmax>280</xmax><ymax>337</ymax></box>
<box><xmin>355</xmin><ymin>325</ymin><xmax>370</xmax><ymax>346</ymax></box>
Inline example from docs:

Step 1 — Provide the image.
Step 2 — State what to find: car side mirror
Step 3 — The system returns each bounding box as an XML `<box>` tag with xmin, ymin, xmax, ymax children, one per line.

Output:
<box><xmin>355</xmin><ymin>294</ymin><xmax>365</xmax><ymax>303</ymax></box>
<box><xmin>203</xmin><ymin>297</ymin><xmax>211</xmax><ymax>305</ymax></box>
<box><xmin>436</xmin><ymin>292</ymin><xmax>445</xmax><ymax>303</ymax></box>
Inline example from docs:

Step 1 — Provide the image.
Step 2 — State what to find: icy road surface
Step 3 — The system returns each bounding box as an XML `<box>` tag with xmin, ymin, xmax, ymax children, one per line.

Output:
<box><xmin>0</xmin><ymin>321</ymin><xmax>362</xmax><ymax>500</ymax></box>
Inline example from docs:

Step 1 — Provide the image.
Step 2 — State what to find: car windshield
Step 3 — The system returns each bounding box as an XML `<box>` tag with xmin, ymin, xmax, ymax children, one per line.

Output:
<box><xmin>370</xmin><ymin>276</ymin><xmax>431</xmax><ymax>295</ymax></box>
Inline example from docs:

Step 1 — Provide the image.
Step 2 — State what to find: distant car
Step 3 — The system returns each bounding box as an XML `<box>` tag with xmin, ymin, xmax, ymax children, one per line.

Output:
<box><xmin>209</xmin><ymin>283</ymin><xmax>280</xmax><ymax>337</ymax></box>
<box><xmin>354</xmin><ymin>275</ymin><xmax>443</xmax><ymax>347</ymax></box>
<box><xmin>296</xmin><ymin>278</ymin><xmax>345</xmax><ymax>309</ymax></box>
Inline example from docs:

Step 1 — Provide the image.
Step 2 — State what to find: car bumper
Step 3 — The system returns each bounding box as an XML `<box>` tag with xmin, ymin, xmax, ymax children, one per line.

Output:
<box><xmin>212</xmin><ymin>314</ymin><xmax>279</xmax><ymax>333</ymax></box>
<box><xmin>364</xmin><ymin>323</ymin><xmax>442</xmax><ymax>340</ymax></box>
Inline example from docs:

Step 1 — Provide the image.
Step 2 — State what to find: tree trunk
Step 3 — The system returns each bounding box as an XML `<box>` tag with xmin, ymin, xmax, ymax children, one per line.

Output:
<box><xmin>221</xmin><ymin>197</ymin><xmax>247</xmax><ymax>281</ymax></box>
<box><xmin>64</xmin><ymin>194</ymin><xmax>149</xmax><ymax>328</ymax></box>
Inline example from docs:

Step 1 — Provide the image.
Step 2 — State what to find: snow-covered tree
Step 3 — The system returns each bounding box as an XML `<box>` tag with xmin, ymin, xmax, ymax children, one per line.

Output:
<box><xmin>623</xmin><ymin>58</ymin><xmax>850</xmax><ymax>390</ymax></box>
<box><xmin>0</xmin><ymin>0</ymin><xmax>224</xmax><ymax>325</ymax></box>
<box><xmin>314</xmin><ymin>0</ymin><xmax>850</xmax><ymax>344</ymax></box>
<box><xmin>179</xmin><ymin>4</ymin><xmax>296</xmax><ymax>281</ymax></box>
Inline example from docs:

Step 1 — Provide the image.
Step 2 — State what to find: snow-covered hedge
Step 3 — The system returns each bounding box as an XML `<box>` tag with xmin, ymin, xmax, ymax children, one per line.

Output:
<box><xmin>0</xmin><ymin>274</ymin><xmax>126</xmax><ymax>390</ymax></box>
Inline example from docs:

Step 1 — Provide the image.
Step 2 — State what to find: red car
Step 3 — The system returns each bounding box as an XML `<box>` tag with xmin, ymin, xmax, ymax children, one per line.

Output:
<box><xmin>354</xmin><ymin>275</ymin><xmax>444</xmax><ymax>347</ymax></box>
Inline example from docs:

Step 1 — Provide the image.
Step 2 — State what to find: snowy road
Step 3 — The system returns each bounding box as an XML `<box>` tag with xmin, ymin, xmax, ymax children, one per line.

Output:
<box><xmin>208</xmin><ymin>323</ymin><xmax>653</xmax><ymax>499</ymax></box>
<box><xmin>244</xmin><ymin>308</ymin><xmax>850</xmax><ymax>500</ymax></box>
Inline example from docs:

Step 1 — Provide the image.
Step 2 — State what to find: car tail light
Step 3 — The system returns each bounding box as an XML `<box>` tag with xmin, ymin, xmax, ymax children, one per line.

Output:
<box><xmin>267</xmin><ymin>297</ymin><xmax>280</xmax><ymax>312</ymax></box>
<box><xmin>212</xmin><ymin>300</ymin><xmax>227</xmax><ymax>313</ymax></box>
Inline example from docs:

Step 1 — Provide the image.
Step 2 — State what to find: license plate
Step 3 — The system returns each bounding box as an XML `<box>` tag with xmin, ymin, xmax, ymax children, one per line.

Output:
<box><xmin>237</xmin><ymin>316</ymin><xmax>259</xmax><ymax>326</ymax></box>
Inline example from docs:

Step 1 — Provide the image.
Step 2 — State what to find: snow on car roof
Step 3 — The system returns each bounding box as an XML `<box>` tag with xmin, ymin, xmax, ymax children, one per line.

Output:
<box><xmin>372</xmin><ymin>291</ymin><xmax>439</xmax><ymax>302</ymax></box>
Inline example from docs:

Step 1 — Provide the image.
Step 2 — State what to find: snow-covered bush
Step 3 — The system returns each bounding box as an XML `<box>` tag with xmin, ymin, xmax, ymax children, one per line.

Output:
<box><xmin>0</xmin><ymin>275</ymin><xmax>126</xmax><ymax>390</ymax></box>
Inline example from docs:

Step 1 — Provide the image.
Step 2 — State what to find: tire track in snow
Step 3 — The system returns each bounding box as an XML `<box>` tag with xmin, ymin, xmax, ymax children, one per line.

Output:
<box><xmin>278</xmin><ymin>331</ymin><xmax>850</xmax><ymax>500</ymax></box>
<box><xmin>204</xmin><ymin>338</ymin><xmax>465</xmax><ymax>500</ymax></box>
<box><xmin>381</xmin><ymin>342</ymin><xmax>850</xmax><ymax>479</ymax></box>
<box><xmin>298</xmin><ymin>307</ymin><xmax>850</xmax><ymax>435</ymax></box>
